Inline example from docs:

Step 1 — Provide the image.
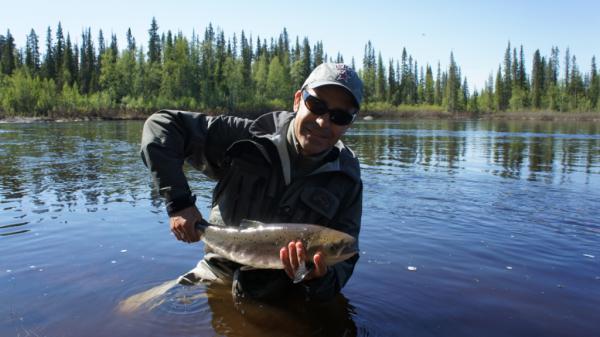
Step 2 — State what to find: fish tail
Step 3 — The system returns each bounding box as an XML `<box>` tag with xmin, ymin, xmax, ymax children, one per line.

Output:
<box><xmin>195</xmin><ymin>218</ymin><xmax>211</xmax><ymax>237</ymax></box>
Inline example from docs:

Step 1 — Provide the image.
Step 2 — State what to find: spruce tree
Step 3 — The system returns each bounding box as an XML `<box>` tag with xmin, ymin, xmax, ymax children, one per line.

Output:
<box><xmin>434</xmin><ymin>61</ymin><xmax>442</xmax><ymax>105</ymax></box>
<box><xmin>313</xmin><ymin>41</ymin><xmax>323</xmax><ymax>66</ymax></box>
<box><xmin>55</xmin><ymin>23</ymin><xmax>65</xmax><ymax>84</ymax></box>
<box><xmin>549</xmin><ymin>46</ymin><xmax>559</xmax><ymax>85</ymax></box>
<box><xmin>376</xmin><ymin>52</ymin><xmax>386</xmax><ymax>101</ymax></box>
<box><xmin>503</xmin><ymin>42</ymin><xmax>512</xmax><ymax>105</ymax></box>
<box><xmin>512</xmin><ymin>48</ymin><xmax>518</xmax><ymax>88</ymax></box>
<box><xmin>240</xmin><ymin>30</ymin><xmax>252</xmax><ymax>93</ymax></box>
<box><xmin>519</xmin><ymin>45</ymin><xmax>527</xmax><ymax>90</ymax></box>
<box><xmin>445</xmin><ymin>52</ymin><xmax>460</xmax><ymax>112</ymax></box>
<box><xmin>485</xmin><ymin>73</ymin><xmax>495</xmax><ymax>112</ymax></box>
<box><xmin>495</xmin><ymin>66</ymin><xmax>504</xmax><ymax>111</ymax></box>
<box><xmin>462</xmin><ymin>77</ymin><xmax>469</xmax><ymax>111</ymax></box>
<box><xmin>590</xmin><ymin>56</ymin><xmax>599</xmax><ymax>109</ymax></box>
<box><xmin>63</xmin><ymin>34</ymin><xmax>76</xmax><ymax>86</ymax></box>
<box><xmin>110</xmin><ymin>34</ymin><xmax>118</xmax><ymax>61</ymax></box>
<box><xmin>148</xmin><ymin>17</ymin><xmax>161</xmax><ymax>64</ymax></box>
<box><xmin>79</xmin><ymin>28</ymin><xmax>96</xmax><ymax>94</ymax></box>
<box><xmin>531</xmin><ymin>50</ymin><xmax>543</xmax><ymax>108</ymax></box>
<box><xmin>97</xmin><ymin>29</ymin><xmax>105</xmax><ymax>74</ymax></box>
<box><xmin>301</xmin><ymin>37</ymin><xmax>312</xmax><ymax>79</ymax></box>
<box><xmin>126</xmin><ymin>28</ymin><xmax>136</xmax><ymax>52</ymax></box>
<box><xmin>0</xmin><ymin>34</ymin><xmax>3</xmax><ymax>67</ymax></box>
<box><xmin>361</xmin><ymin>41</ymin><xmax>376</xmax><ymax>105</ymax></box>
<box><xmin>43</xmin><ymin>27</ymin><xmax>55</xmax><ymax>80</ymax></box>
<box><xmin>569</xmin><ymin>55</ymin><xmax>584</xmax><ymax>108</ymax></box>
<box><xmin>399</xmin><ymin>48</ymin><xmax>408</xmax><ymax>104</ymax></box>
<box><xmin>412</xmin><ymin>60</ymin><xmax>419</xmax><ymax>103</ymax></box>
<box><xmin>424</xmin><ymin>65</ymin><xmax>434</xmax><ymax>104</ymax></box>
<box><xmin>0</xmin><ymin>29</ymin><xmax>16</xmax><ymax>75</ymax></box>
<box><xmin>25</xmin><ymin>29</ymin><xmax>40</xmax><ymax>74</ymax></box>
<box><xmin>212</xmin><ymin>30</ymin><xmax>228</xmax><ymax>105</ymax></box>
<box><xmin>564</xmin><ymin>48</ymin><xmax>570</xmax><ymax>89</ymax></box>
<box><xmin>387</xmin><ymin>59</ymin><xmax>396</xmax><ymax>103</ymax></box>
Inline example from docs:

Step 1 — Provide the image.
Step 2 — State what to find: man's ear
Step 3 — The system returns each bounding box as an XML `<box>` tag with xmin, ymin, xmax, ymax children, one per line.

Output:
<box><xmin>293</xmin><ymin>90</ymin><xmax>302</xmax><ymax>112</ymax></box>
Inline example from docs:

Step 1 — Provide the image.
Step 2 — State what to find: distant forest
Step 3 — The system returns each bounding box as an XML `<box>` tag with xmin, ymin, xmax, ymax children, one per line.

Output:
<box><xmin>0</xmin><ymin>18</ymin><xmax>599</xmax><ymax>118</ymax></box>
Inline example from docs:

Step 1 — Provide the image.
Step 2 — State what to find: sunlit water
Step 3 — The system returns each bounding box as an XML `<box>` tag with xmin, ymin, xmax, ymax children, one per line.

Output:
<box><xmin>1</xmin><ymin>118</ymin><xmax>599</xmax><ymax>337</ymax></box>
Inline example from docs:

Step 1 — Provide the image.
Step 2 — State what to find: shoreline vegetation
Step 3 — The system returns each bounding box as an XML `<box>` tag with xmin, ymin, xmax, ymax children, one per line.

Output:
<box><xmin>1</xmin><ymin>19</ymin><xmax>599</xmax><ymax>122</ymax></box>
<box><xmin>3</xmin><ymin>108</ymin><xmax>599</xmax><ymax>124</ymax></box>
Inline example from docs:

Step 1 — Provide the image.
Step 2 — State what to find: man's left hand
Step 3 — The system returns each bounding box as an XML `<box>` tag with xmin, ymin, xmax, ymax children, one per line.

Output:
<box><xmin>280</xmin><ymin>241</ymin><xmax>327</xmax><ymax>281</ymax></box>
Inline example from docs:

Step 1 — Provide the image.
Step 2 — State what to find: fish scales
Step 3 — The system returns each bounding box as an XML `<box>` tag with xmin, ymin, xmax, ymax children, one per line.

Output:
<box><xmin>196</xmin><ymin>221</ymin><xmax>357</xmax><ymax>270</ymax></box>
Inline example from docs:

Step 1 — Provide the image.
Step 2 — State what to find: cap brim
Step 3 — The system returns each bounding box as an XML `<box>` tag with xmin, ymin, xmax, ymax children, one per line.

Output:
<box><xmin>303</xmin><ymin>80</ymin><xmax>360</xmax><ymax>109</ymax></box>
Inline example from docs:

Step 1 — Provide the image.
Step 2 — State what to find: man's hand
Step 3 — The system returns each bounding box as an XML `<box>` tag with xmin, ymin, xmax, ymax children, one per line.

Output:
<box><xmin>280</xmin><ymin>241</ymin><xmax>327</xmax><ymax>281</ymax></box>
<box><xmin>169</xmin><ymin>205</ymin><xmax>202</xmax><ymax>243</ymax></box>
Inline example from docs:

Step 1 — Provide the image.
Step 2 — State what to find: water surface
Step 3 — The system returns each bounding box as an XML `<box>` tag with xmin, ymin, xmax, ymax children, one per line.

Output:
<box><xmin>1</xmin><ymin>118</ymin><xmax>599</xmax><ymax>336</ymax></box>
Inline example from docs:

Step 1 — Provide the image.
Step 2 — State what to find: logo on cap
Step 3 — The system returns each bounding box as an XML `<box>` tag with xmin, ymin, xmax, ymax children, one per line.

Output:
<box><xmin>335</xmin><ymin>64</ymin><xmax>354</xmax><ymax>82</ymax></box>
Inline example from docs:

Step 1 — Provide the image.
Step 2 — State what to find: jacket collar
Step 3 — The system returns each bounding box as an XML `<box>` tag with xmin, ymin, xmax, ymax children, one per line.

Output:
<box><xmin>248</xmin><ymin>111</ymin><xmax>360</xmax><ymax>184</ymax></box>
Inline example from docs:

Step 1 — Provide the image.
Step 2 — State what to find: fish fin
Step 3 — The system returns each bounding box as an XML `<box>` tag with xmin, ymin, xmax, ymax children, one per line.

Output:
<box><xmin>293</xmin><ymin>261</ymin><xmax>312</xmax><ymax>284</ymax></box>
<box><xmin>117</xmin><ymin>279</ymin><xmax>178</xmax><ymax>313</ymax></box>
<box><xmin>239</xmin><ymin>219</ymin><xmax>264</xmax><ymax>228</ymax></box>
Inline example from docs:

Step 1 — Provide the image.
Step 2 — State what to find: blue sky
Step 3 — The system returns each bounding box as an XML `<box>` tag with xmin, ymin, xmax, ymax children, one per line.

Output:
<box><xmin>2</xmin><ymin>0</ymin><xmax>599</xmax><ymax>89</ymax></box>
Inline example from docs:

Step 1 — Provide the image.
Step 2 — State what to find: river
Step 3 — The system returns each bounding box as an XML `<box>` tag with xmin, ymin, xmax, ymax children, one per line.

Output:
<box><xmin>1</xmin><ymin>118</ymin><xmax>599</xmax><ymax>337</ymax></box>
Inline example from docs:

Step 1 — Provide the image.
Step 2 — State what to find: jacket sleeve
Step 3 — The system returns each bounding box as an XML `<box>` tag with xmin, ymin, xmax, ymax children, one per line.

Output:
<box><xmin>140</xmin><ymin>109</ymin><xmax>253</xmax><ymax>207</ymax></box>
<box><xmin>302</xmin><ymin>180</ymin><xmax>363</xmax><ymax>301</ymax></box>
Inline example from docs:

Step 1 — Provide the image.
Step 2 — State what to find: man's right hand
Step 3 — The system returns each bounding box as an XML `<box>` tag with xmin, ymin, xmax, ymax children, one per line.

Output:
<box><xmin>169</xmin><ymin>205</ymin><xmax>202</xmax><ymax>243</ymax></box>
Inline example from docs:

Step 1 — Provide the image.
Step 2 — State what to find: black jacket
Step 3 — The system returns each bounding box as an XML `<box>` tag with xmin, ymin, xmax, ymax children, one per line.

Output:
<box><xmin>140</xmin><ymin>110</ymin><xmax>362</xmax><ymax>301</ymax></box>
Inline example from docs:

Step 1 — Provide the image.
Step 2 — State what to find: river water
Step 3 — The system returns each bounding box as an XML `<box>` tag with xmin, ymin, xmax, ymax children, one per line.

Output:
<box><xmin>1</xmin><ymin>118</ymin><xmax>599</xmax><ymax>337</ymax></box>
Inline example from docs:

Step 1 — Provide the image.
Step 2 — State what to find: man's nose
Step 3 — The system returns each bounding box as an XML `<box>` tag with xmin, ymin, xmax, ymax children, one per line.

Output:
<box><xmin>315</xmin><ymin>113</ymin><xmax>331</xmax><ymax>128</ymax></box>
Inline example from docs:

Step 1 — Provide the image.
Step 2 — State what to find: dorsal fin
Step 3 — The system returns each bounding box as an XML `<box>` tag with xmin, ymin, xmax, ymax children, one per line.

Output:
<box><xmin>239</xmin><ymin>219</ymin><xmax>264</xmax><ymax>228</ymax></box>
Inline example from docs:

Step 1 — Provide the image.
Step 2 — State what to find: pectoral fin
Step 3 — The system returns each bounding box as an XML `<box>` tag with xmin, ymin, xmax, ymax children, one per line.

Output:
<box><xmin>292</xmin><ymin>261</ymin><xmax>312</xmax><ymax>284</ymax></box>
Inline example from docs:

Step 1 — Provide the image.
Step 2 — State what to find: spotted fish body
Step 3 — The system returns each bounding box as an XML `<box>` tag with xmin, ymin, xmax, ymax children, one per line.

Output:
<box><xmin>195</xmin><ymin>219</ymin><xmax>358</xmax><ymax>270</ymax></box>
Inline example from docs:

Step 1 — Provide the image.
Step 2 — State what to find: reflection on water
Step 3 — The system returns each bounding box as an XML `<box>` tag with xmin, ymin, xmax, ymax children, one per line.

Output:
<box><xmin>348</xmin><ymin>119</ymin><xmax>599</xmax><ymax>180</ymax></box>
<box><xmin>1</xmin><ymin>118</ymin><xmax>599</xmax><ymax>336</ymax></box>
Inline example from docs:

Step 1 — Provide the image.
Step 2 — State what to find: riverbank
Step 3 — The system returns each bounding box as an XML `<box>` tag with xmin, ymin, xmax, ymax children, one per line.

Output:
<box><xmin>2</xmin><ymin>109</ymin><xmax>600</xmax><ymax>123</ymax></box>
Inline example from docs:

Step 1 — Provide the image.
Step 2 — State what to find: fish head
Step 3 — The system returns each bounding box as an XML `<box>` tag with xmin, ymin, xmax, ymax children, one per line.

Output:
<box><xmin>313</xmin><ymin>230</ymin><xmax>358</xmax><ymax>265</ymax></box>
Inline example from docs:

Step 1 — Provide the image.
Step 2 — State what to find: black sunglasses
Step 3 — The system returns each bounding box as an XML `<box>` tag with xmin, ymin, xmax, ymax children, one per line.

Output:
<box><xmin>302</xmin><ymin>90</ymin><xmax>357</xmax><ymax>126</ymax></box>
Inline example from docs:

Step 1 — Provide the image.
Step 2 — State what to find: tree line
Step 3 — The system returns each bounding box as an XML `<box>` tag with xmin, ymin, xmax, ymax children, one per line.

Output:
<box><xmin>0</xmin><ymin>18</ymin><xmax>599</xmax><ymax>118</ymax></box>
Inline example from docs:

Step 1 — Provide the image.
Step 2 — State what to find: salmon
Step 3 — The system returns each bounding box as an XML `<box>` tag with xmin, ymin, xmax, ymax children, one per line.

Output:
<box><xmin>196</xmin><ymin>219</ymin><xmax>357</xmax><ymax>281</ymax></box>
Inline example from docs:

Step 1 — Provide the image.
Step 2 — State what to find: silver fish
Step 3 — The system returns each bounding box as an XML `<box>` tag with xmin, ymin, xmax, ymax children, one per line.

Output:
<box><xmin>196</xmin><ymin>219</ymin><xmax>358</xmax><ymax>282</ymax></box>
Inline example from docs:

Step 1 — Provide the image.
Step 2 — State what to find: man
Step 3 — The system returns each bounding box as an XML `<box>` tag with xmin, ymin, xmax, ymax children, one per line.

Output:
<box><xmin>140</xmin><ymin>63</ymin><xmax>363</xmax><ymax>302</ymax></box>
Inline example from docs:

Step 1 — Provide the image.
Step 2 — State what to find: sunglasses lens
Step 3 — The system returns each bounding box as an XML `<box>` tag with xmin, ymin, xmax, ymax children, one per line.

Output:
<box><xmin>305</xmin><ymin>95</ymin><xmax>328</xmax><ymax>116</ymax></box>
<box><xmin>330</xmin><ymin>111</ymin><xmax>354</xmax><ymax>125</ymax></box>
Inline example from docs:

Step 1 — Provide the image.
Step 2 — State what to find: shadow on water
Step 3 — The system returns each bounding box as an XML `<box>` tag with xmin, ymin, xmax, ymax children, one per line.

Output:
<box><xmin>206</xmin><ymin>284</ymin><xmax>358</xmax><ymax>337</ymax></box>
<box><xmin>116</xmin><ymin>280</ymin><xmax>360</xmax><ymax>337</ymax></box>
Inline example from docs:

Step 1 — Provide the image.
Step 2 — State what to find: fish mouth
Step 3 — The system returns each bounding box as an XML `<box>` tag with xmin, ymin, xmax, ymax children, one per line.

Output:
<box><xmin>338</xmin><ymin>245</ymin><xmax>359</xmax><ymax>260</ymax></box>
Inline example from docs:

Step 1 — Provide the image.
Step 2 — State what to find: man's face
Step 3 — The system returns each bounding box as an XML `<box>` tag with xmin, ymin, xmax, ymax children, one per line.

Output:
<box><xmin>293</xmin><ymin>85</ymin><xmax>357</xmax><ymax>156</ymax></box>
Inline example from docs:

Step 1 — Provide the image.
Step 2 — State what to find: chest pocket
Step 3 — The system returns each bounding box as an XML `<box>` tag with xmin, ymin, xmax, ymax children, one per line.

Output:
<box><xmin>298</xmin><ymin>187</ymin><xmax>340</xmax><ymax>222</ymax></box>
<box><xmin>213</xmin><ymin>139</ymin><xmax>283</xmax><ymax>226</ymax></box>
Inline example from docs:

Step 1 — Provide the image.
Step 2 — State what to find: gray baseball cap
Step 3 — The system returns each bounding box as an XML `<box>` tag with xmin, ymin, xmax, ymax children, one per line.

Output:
<box><xmin>301</xmin><ymin>63</ymin><xmax>364</xmax><ymax>110</ymax></box>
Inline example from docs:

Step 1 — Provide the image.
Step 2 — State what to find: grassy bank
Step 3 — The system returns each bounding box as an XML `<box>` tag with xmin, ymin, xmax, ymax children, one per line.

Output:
<box><xmin>359</xmin><ymin>102</ymin><xmax>600</xmax><ymax>121</ymax></box>
<box><xmin>2</xmin><ymin>106</ymin><xmax>600</xmax><ymax>123</ymax></box>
